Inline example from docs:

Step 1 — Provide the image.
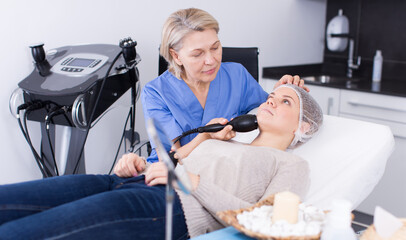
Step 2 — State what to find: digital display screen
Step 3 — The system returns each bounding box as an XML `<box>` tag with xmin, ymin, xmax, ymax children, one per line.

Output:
<box><xmin>67</xmin><ymin>58</ymin><xmax>95</xmax><ymax>67</ymax></box>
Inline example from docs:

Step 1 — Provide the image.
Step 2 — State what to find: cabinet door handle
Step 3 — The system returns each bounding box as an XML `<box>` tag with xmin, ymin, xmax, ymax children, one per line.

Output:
<box><xmin>327</xmin><ymin>97</ymin><xmax>333</xmax><ymax>115</ymax></box>
<box><xmin>348</xmin><ymin>100</ymin><xmax>406</xmax><ymax>113</ymax></box>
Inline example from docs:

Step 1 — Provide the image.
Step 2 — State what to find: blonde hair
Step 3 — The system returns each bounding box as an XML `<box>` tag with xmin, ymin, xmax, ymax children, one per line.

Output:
<box><xmin>160</xmin><ymin>8</ymin><xmax>220</xmax><ymax>79</ymax></box>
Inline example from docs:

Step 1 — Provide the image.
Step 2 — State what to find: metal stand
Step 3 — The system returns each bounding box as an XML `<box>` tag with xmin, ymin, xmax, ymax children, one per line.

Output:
<box><xmin>165</xmin><ymin>170</ymin><xmax>175</xmax><ymax>240</ymax></box>
<box><xmin>40</xmin><ymin>123</ymin><xmax>86</xmax><ymax>176</ymax></box>
<box><xmin>64</xmin><ymin>127</ymin><xmax>86</xmax><ymax>174</ymax></box>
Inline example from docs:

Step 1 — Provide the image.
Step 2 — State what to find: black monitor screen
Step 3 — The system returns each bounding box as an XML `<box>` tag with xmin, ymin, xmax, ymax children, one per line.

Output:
<box><xmin>68</xmin><ymin>58</ymin><xmax>94</xmax><ymax>67</ymax></box>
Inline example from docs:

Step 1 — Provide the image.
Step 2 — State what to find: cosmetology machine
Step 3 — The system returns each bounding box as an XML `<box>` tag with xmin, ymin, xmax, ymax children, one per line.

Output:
<box><xmin>9</xmin><ymin>38</ymin><xmax>141</xmax><ymax>178</ymax></box>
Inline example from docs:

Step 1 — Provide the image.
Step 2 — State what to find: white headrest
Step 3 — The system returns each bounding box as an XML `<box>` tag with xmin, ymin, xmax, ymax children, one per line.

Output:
<box><xmin>233</xmin><ymin>110</ymin><xmax>394</xmax><ymax>210</ymax></box>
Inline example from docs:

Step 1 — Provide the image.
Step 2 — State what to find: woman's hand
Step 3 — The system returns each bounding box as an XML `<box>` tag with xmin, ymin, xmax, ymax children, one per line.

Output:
<box><xmin>144</xmin><ymin>161</ymin><xmax>201</xmax><ymax>191</ymax></box>
<box><xmin>205</xmin><ymin>118</ymin><xmax>236</xmax><ymax>141</ymax></box>
<box><xmin>113</xmin><ymin>153</ymin><xmax>146</xmax><ymax>177</ymax></box>
<box><xmin>144</xmin><ymin>162</ymin><xmax>168</xmax><ymax>186</ymax></box>
<box><xmin>169</xmin><ymin>118</ymin><xmax>236</xmax><ymax>162</ymax></box>
<box><xmin>188</xmin><ymin>172</ymin><xmax>200</xmax><ymax>191</ymax></box>
<box><xmin>274</xmin><ymin>75</ymin><xmax>310</xmax><ymax>92</ymax></box>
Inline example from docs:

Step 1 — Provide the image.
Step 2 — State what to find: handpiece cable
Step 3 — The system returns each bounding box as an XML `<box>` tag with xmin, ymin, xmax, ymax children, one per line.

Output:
<box><xmin>173</xmin><ymin>114</ymin><xmax>258</xmax><ymax>144</ymax></box>
<box><xmin>25</xmin><ymin>106</ymin><xmax>54</xmax><ymax>177</ymax></box>
<box><xmin>168</xmin><ymin>115</ymin><xmax>258</xmax><ymax>166</ymax></box>
<box><xmin>17</xmin><ymin>103</ymin><xmax>48</xmax><ymax>177</ymax></box>
<box><xmin>44</xmin><ymin>105</ymin><xmax>72</xmax><ymax>176</ymax></box>
<box><xmin>108</xmin><ymin>108</ymin><xmax>132</xmax><ymax>174</ymax></box>
<box><xmin>21</xmin><ymin>102</ymin><xmax>55</xmax><ymax>177</ymax></box>
<box><xmin>71</xmin><ymin>51</ymin><xmax>123</xmax><ymax>174</ymax></box>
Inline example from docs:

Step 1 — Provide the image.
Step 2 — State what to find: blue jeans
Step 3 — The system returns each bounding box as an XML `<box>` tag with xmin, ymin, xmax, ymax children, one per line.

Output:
<box><xmin>0</xmin><ymin>174</ymin><xmax>188</xmax><ymax>240</ymax></box>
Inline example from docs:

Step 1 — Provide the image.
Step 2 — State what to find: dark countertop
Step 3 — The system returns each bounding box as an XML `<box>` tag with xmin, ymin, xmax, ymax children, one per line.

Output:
<box><xmin>263</xmin><ymin>64</ymin><xmax>406</xmax><ymax>98</ymax></box>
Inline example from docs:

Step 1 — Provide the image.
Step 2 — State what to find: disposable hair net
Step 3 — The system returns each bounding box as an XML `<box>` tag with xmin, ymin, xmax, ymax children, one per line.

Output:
<box><xmin>274</xmin><ymin>84</ymin><xmax>323</xmax><ymax>148</ymax></box>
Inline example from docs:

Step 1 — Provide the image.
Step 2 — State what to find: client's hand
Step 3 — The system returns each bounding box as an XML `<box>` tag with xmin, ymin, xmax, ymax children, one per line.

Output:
<box><xmin>114</xmin><ymin>153</ymin><xmax>146</xmax><ymax>178</ymax></box>
<box><xmin>144</xmin><ymin>162</ymin><xmax>168</xmax><ymax>186</ymax></box>
<box><xmin>170</xmin><ymin>118</ymin><xmax>236</xmax><ymax>162</ymax></box>
<box><xmin>145</xmin><ymin>162</ymin><xmax>201</xmax><ymax>190</ymax></box>
<box><xmin>188</xmin><ymin>172</ymin><xmax>200</xmax><ymax>191</ymax></box>
<box><xmin>205</xmin><ymin>118</ymin><xmax>236</xmax><ymax>141</ymax></box>
<box><xmin>274</xmin><ymin>74</ymin><xmax>309</xmax><ymax>92</ymax></box>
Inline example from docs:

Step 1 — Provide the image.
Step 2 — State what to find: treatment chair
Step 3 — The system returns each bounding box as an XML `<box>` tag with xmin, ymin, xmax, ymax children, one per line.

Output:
<box><xmin>158</xmin><ymin>47</ymin><xmax>260</xmax><ymax>81</ymax></box>
<box><xmin>233</xmin><ymin>111</ymin><xmax>395</xmax><ymax>210</ymax></box>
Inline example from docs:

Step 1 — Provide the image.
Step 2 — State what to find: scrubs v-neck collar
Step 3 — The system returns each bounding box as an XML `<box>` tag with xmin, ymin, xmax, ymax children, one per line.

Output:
<box><xmin>177</xmin><ymin>74</ymin><xmax>220</xmax><ymax>126</ymax></box>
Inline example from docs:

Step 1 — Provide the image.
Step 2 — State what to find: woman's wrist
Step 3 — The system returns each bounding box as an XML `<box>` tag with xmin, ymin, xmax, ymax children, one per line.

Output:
<box><xmin>197</xmin><ymin>132</ymin><xmax>211</xmax><ymax>141</ymax></box>
<box><xmin>175</xmin><ymin>133</ymin><xmax>210</xmax><ymax>160</ymax></box>
<box><xmin>188</xmin><ymin>172</ymin><xmax>200</xmax><ymax>191</ymax></box>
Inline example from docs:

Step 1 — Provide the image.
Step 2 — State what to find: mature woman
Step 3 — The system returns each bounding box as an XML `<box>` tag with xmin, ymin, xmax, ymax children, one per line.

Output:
<box><xmin>141</xmin><ymin>8</ymin><xmax>308</xmax><ymax>163</ymax></box>
<box><xmin>0</xmin><ymin>84</ymin><xmax>322</xmax><ymax>239</ymax></box>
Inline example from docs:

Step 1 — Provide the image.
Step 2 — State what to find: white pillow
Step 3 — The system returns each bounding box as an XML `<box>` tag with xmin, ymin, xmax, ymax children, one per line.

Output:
<box><xmin>233</xmin><ymin>110</ymin><xmax>394</xmax><ymax>210</ymax></box>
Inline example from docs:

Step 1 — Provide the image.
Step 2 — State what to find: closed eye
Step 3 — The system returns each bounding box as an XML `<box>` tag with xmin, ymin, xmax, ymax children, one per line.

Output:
<box><xmin>193</xmin><ymin>52</ymin><xmax>203</xmax><ymax>57</ymax></box>
<box><xmin>211</xmin><ymin>41</ymin><xmax>220</xmax><ymax>51</ymax></box>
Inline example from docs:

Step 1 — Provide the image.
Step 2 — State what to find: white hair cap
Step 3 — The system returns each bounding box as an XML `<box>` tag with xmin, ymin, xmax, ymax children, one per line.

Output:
<box><xmin>274</xmin><ymin>84</ymin><xmax>323</xmax><ymax>148</ymax></box>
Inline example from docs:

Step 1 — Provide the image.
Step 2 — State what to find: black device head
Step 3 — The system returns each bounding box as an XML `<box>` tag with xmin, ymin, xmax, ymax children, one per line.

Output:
<box><xmin>197</xmin><ymin>114</ymin><xmax>258</xmax><ymax>133</ymax></box>
<box><xmin>30</xmin><ymin>43</ymin><xmax>46</xmax><ymax>63</ymax></box>
<box><xmin>228</xmin><ymin>114</ymin><xmax>258</xmax><ymax>132</ymax></box>
<box><xmin>177</xmin><ymin>114</ymin><xmax>258</xmax><ymax>143</ymax></box>
<box><xmin>119</xmin><ymin>37</ymin><xmax>137</xmax><ymax>66</ymax></box>
<box><xmin>29</xmin><ymin>43</ymin><xmax>52</xmax><ymax>76</ymax></box>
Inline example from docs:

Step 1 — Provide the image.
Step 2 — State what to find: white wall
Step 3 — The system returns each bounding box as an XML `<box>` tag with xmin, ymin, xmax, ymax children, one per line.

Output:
<box><xmin>0</xmin><ymin>0</ymin><xmax>326</xmax><ymax>184</ymax></box>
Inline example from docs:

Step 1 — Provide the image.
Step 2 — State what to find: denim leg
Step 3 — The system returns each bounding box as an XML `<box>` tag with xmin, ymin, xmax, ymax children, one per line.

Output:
<box><xmin>0</xmin><ymin>174</ymin><xmax>119</xmax><ymax>225</ymax></box>
<box><xmin>0</xmin><ymin>178</ymin><xmax>188</xmax><ymax>240</ymax></box>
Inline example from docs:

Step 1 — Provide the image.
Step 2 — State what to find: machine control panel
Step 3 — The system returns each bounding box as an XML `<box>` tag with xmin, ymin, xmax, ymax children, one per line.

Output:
<box><xmin>51</xmin><ymin>53</ymin><xmax>109</xmax><ymax>76</ymax></box>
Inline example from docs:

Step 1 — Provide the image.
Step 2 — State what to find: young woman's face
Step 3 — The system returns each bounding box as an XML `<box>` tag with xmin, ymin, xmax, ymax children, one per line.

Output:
<box><xmin>171</xmin><ymin>29</ymin><xmax>222</xmax><ymax>83</ymax></box>
<box><xmin>257</xmin><ymin>87</ymin><xmax>301</xmax><ymax>136</ymax></box>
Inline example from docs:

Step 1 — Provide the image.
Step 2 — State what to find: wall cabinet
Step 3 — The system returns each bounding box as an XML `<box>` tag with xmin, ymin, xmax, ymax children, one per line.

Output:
<box><xmin>339</xmin><ymin>90</ymin><xmax>406</xmax><ymax>216</ymax></box>
<box><xmin>262</xmin><ymin>79</ymin><xmax>406</xmax><ymax>216</ymax></box>
<box><xmin>339</xmin><ymin>90</ymin><xmax>406</xmax><ymax>138</ymax></box>
<box><xmin>304</xmin><ymin>85</ymin><xmax>340</xmax><ymax>116</ymax></box>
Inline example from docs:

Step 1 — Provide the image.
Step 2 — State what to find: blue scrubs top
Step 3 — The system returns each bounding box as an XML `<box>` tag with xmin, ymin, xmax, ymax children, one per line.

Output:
<box><xmin>141</xmin><ymin>62</ymin><xmax>268</xmax><ymax>162</ymax></box>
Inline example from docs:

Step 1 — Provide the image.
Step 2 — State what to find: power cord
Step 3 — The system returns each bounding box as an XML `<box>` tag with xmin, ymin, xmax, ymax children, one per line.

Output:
<box><xmin>108</xmin><ymin>108</ymin><xmax>132</xmax><ymax>174</ymax></box>
<box><xmin>44</xmin><ymin>105</ymin><xmax>72</xmax><ymax>176</ymax></box>
<box><xmin>17</xmin><ymin>101</ymin><xmax>52</xmax><ymax>177</ymax></box>
<box><xmin>72</xmin><ymin>50</ymin><xmax>123</xmax><ymax>174</ymax></box>
<box><xmin>73</xmin><ymin>37</ymin><xmax>140</xmax><ymax>174</ymax></box>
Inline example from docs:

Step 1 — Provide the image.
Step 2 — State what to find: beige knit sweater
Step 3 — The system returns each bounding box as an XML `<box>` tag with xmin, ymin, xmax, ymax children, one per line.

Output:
<box><xmin>174</xmin><ymin>139</ymin><xmax>310</xmax><ymax>238</ymax></box>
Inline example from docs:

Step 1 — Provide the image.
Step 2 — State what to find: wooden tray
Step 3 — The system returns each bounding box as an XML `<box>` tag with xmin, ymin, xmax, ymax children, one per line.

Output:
<box><xmin>216</xmin><ymin>195</ymin><xmax>321</xmax><ymax>240</ymax></box>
